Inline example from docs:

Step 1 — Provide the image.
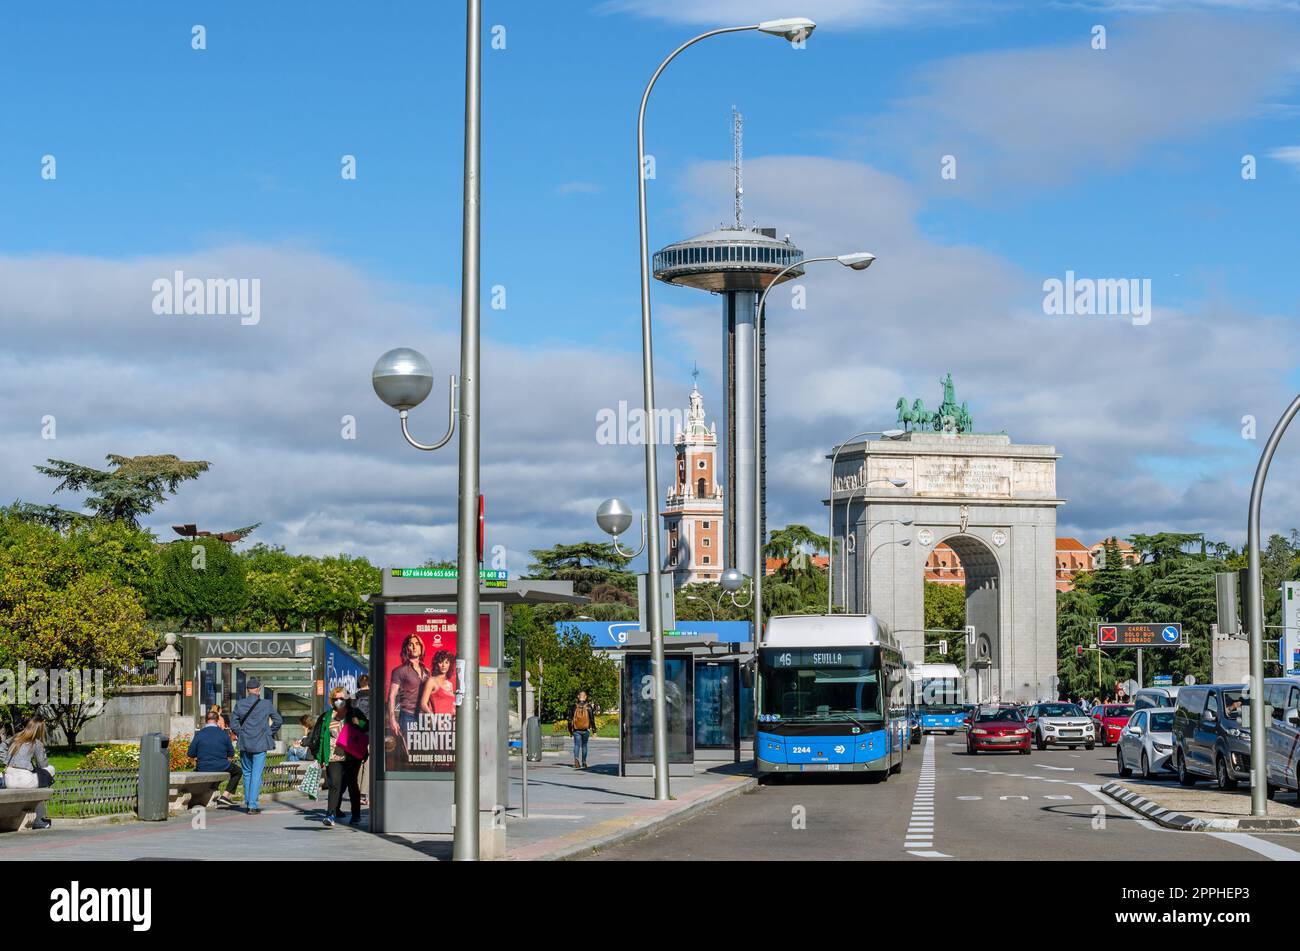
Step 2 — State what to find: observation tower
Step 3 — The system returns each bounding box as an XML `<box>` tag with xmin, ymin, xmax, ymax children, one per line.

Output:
<box><xmin>652</xmin><ymin>108</ymin><xmax>804</xmax><ymax>578</ymax></box>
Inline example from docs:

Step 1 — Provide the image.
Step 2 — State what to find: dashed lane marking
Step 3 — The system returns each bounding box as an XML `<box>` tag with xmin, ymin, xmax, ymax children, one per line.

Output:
<box><xmin>903</xmin><ymin>737</ymin><xmax>952</xmax><ymax>858</ymax></box>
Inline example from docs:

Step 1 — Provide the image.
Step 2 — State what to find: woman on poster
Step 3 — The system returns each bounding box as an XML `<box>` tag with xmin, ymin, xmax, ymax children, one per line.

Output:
<box><xmin>420</xmin><ymin>649</ymin><xmax>458</xmax><ymax>716</ymax></box>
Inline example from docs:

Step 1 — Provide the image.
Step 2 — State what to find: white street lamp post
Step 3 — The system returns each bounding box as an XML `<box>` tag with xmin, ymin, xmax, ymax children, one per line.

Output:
<box><xmin>635</xmin><ymin>16</ymin><xmax>816</xmax><ymax>797</ymax></box>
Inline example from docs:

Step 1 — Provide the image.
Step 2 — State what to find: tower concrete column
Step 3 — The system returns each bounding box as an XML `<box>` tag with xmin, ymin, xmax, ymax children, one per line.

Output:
<box><xmin>727</xmin><ymin>289</ymin><xmax>757</xmax><ymax>578</ymax></box>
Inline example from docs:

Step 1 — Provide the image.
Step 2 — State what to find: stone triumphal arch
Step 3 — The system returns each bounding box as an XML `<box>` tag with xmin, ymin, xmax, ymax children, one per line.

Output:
<box><xmin>825</xmin><ymin>381</ymin><xmax>1063</xmax><ymax>703</ymax></box>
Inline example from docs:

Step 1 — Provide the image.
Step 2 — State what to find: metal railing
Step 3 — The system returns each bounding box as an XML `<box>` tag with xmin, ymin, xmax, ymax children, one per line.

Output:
<box><xmin>48</xmin><ymin>768</ymin><xmax>138</xmax><ymax>818</ymax></box>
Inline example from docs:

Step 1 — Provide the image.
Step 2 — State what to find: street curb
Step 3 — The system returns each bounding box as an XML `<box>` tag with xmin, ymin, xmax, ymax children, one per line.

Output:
<box><xmin>505</xmin><ymin>775</ymin><xmax>759</xmax><ymax>861</ymax></box>
<box><xmin>1101</xmin><ymin>782</ymin><xmax>1300</xmax><ymax>831</ymax></box>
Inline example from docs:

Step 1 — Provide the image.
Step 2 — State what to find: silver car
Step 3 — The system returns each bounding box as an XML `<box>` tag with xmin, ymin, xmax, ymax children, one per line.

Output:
<box><xmin>1026</xmin><ymin>702</ymin><xmax>1095</xmax><ymax>750</ymax></box>
<box><xmin>1117</xmin><ymin>707</ymin><xmax>1176</xmax><ymax>779</ymax></box>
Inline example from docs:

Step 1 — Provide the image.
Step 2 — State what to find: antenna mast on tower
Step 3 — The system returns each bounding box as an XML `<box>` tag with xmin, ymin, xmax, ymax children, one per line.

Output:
<box><xmin>731</xmin><ymin>106</ymin><xmax>743</xmax><ymax>230</ymax></box>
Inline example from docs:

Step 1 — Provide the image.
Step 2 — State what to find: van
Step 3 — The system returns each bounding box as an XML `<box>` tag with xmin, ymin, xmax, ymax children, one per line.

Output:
<box><xmin>1262</xmin><ymin>676</ymin><xmax>1300</xmax><ymax>798</ymax></box>
<box><xmin>1172</xmin><ymin>684</ymin><xmax>1253</xmax><ymax>789</ymax></box>
<box><xmin>1133</xmin><ymin>686</ymin><xmax>1179</xmax><ymax>712</ymax></box>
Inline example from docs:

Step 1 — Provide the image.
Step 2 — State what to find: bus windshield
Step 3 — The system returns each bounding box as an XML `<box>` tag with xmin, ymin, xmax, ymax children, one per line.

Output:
<box><xmin>915</xmin><ymin>676</ymin><xmax>963</xmax><ymax>713</ymax></box>
<box><xmin>759</xmin><ymin>647</ymin><xmax>883</xmax><ymax>721</ymax></box>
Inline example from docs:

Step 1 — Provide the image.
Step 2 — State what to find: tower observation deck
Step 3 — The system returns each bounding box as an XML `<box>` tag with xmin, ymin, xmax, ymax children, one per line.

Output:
<box><xmin>653</xmin><ymin>225</ymin><xmax>804</xmax><ymax>578</ymax></box>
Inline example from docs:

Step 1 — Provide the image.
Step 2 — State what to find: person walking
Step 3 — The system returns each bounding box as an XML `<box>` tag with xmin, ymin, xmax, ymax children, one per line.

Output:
<box><xmin>354</xmin><ymin>675</ymin><xmax>372</xmax><ymax>807</ymax></box>
<box><xmin>232</xmin><ymin>679</ymin><xmax>282</xmax><ymax>815</ymax></box>
<box><xmin>305</xmin><ymin>687</ymin><xmax>369</xmax><ymax>827</ymax></box>
<box><xmin>567</xmin><ymin>689</ymin><xmax>597</xmax><ymax>770</ymax></box>
<box><xmin>2</xmin><ymin>717</ymin><xmax>54</xmax><ymax>828</ymax></box>
<box><xmin>188</xmin><ymin>709</ymin><xmax>241</xmax><ymax>805</ymax></box>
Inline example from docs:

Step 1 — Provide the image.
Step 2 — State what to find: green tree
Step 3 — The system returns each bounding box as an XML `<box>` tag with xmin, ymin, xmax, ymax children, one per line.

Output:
<box><xmin>923</xmin><ymin>581</ymin><xmax>966</xmax><ymax>665</ymax></box>
<box><xmin>505</xmin><ymin>605</ymin><xmax>618</xmax><ymax>721</ymax></box>
<box><xmin>763</xmin><ymin>524</ymin><xmax>830</xmax><ymax>615</ymax></box>
<box><xmin>33</xmin><ymin>454</ymin><xmax>211</xmax><ymax>527</ymax></box>
<box><xmin>526</xmin><ymin>542</ymin><xmax>634</xmax><ymax>597</ymax></box>
<box><xmin>151</xmin><ymin>537</ymin><xmax>248</xmax><ymax>631</ymax></box>
<box><xmin>0</xmin><ymin>515</ymin><xmax>154</xmax><ymax>746</ymax></box>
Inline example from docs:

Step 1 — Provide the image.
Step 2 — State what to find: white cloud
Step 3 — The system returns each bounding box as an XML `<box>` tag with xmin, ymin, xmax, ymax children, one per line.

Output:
<box><xmin>659</xmin><ymin>154</ymin><xmax>1300</xmax><ymax>546</ymax></box>
<box><xmin>854</xmin><ymin>14</ymin><xmax>1300</xmax><ymax>194</ymax></box>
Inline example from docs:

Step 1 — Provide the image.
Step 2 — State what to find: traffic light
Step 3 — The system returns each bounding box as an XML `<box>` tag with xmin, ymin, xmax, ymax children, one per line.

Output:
<box><xmin>1076</xmin><ymin>645</ymin><xmax>1084</xmax><ymax>658</ymax></box>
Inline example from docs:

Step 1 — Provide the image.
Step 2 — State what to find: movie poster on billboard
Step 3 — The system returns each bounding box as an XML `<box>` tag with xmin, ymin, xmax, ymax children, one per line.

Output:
<box><xmin>382</xmin><ymin>611</ymin><xmax>490</xmax><ymax>774</ymax></box>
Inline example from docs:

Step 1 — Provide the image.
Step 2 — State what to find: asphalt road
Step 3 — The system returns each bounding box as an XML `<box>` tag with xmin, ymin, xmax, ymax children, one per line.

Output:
<box><xmin>583</xmin><ymin>734</ymin><xmax>1300</xmax><ymax>861</ymax></box>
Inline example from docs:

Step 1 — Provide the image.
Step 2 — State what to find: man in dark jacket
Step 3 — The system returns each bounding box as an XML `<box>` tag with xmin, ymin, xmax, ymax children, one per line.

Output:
<box><xmin>188</xmin><ymin>710</ymin><xmax>240</xmax><ymax>803</ymax></box>
<box><xmin>233</xmin><ymin>679</ymin><xmax>282</xmax><ymax>815</ymax></box>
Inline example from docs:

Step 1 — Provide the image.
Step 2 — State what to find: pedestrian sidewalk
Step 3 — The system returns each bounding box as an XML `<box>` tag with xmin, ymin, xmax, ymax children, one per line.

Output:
<box><xmin>0</xmin><ymin>738</ymin><xmax>755</xmax><ymax>861</ymax></box>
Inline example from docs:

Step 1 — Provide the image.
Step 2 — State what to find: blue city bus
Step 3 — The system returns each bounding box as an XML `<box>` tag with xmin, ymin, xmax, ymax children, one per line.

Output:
<box><xmin>755</xmin><ymin>614</ymin><xmax>908</xmax><ymax>778</ymax></box>
<box><xmin>909</xmin><ymin>662</ymin><xmax>967</xmax><ymax>734</ymax></box>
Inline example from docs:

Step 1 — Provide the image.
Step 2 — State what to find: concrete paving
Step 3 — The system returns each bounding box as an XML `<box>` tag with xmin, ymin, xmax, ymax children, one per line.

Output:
<box><xmin>0</xmin><ymin>738</ymin><xmax>753</xmax><ymax>861</ymax></box>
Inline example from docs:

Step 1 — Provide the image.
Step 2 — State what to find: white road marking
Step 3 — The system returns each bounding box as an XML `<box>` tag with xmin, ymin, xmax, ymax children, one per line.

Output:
<box><xmin>902</xmin><ymin>737</ymin><xmax>947</xmax><ymax>858</ymax></box>
<box><xmin>1035</xmin><ymin>764</ymin><xmax>1075</xmax><ymax>771</ymax></box>
<box><xmin>1206</xmin><ymin>833</ymin><xmax>1300</xmax><ymax>861</ymax></box>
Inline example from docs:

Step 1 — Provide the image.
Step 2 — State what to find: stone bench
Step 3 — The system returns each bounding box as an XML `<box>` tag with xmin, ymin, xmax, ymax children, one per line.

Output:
<box><xmin>168</xmin><ymin>771</ymin><xmax>232</xmax><ymax>813</ymax></box>
<box><xmin>0</xmin><ymin>788</ymin><xmax>54</xmax><ymax>832</ymax></box>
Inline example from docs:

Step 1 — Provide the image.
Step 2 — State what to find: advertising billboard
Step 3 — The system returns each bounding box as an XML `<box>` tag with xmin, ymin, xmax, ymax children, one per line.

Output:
<box><xmin>381</xmin><ymin>610</ymin><xmax>491</xmax><ymax>775</ymax></box>
<box><xmin>324</xmin><ymin>638</ymin><xmax>368</xmax><ymax>699</ymax></box>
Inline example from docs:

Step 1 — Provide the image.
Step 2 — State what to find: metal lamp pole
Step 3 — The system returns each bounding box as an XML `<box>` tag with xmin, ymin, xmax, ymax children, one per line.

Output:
<box><xmin>637</xmin><ymin>16</ymin><xmax>815</xmax><ymax>798</ymax></box>
<box><xmin>822</xmin><ymin>422</ymin><xmax>900</xmax><ymax>615</ymax></box>
<box><xmin>746</xmin><ymin>254</ymin><xmax>878</xmax><ymax>640</ymax></box>
<box><xmin>452</xmin><ymin>0</ymin><xmax>484</xmax><ymax>861</ymax></box>
<box><xmin>1246</xmin><ymin>393</ymin><xmax>1300</xmax><ymax>816</ymax></box>
<box><xmin>366</xmin><ymin>0</ymin><xmax>481</xmax><ymax>861</ymax></box>
<box><xmin>865</xmin><ymin>536</ymin><xmax>911</xmax><ymax>614</ymax></box>
<box><xmin>840</xmin><ymin>490</ymin><xmax>908</xmax><ymax>612</ymax></box>
<box><xmin>854</xmin><ymin>517</ymin><xmax>912</xmax><ymax>613</ymax></box>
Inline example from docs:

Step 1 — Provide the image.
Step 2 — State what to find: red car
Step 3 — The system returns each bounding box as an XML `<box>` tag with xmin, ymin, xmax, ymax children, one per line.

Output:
<box><xmin>1091</xmin><ymin>704</ymin><xmax>1134</xmax><ymax>747</ymax></box>
<box><xmin>966</xmin><ymin>706</ymin><xmax>1032</xmax><ymax>754</ymax></box>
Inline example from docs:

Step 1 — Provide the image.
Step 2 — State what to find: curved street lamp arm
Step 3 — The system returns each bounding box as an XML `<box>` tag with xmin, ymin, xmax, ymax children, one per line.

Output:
<box><xmin>821</xmin><ymin>423</ymin><xmax>890</xmax><ymax>613</ymax></box>
<box><xmin>399</xmin><ymin>376</ymin><xmax>458</xmax><ymax>452</ymax></box>
<box><xmin>1246</xmin><ymin>391</ymin><xmax>1300</xmax><ymax>816</ymax></box>
<box><xmin>611</xmin><ymin>513</ymin><xmax>648</xmax><ymax>560</ymax></box>
<box><xmin>749</xmin><ymin>255</ymin><xmax>857</xmax><ymax>627</ymax></box>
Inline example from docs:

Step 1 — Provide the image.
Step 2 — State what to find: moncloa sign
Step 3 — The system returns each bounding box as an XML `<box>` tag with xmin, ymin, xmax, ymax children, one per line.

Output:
<box><xmin>196</xmin><ymin>637</ymin><xmax>309</xmax><ymax>658</ymax></box>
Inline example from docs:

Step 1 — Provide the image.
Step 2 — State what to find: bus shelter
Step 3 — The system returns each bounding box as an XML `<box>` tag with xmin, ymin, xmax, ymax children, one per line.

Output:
<box><xmin>616</xmin><ymin>633</ymin><xmax>753</xmax><ymax>775</ymax></box>
<box><xmin>366</xmin><ymin>574</ymin><xmax>583</xmax><ymax>842</ymax></box>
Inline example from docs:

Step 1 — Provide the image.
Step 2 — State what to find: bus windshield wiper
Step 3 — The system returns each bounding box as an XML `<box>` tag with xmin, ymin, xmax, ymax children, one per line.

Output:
<box><xmin>825</xmin><ymin>709</ymin><xmax>873</xmax><ymax>731</ymax></box>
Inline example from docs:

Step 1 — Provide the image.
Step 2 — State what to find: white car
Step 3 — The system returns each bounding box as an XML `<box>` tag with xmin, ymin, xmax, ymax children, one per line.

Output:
<box><xmin>1117</xmin><ymin>707</ymin><xmax>1176</xmax><ymax>779</ymax></box>
<box><xmin>1025</xmin><ymin>702</ymin><xmax>1095</xmax><ymax>750</ymax></box>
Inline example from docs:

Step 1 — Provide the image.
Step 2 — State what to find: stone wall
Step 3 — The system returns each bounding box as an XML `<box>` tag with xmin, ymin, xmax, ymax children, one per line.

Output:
<box><xmin>64</xmin><ymin>685</ymin><xmax>182</xmax><ymax>745</ymax></box>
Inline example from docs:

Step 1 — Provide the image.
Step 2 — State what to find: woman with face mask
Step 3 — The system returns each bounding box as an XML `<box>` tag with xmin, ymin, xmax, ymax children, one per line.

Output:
<box><xmin>304</xmin><ymin>687</ymin><xmax>369</xmax><ymax>827</ymax></box>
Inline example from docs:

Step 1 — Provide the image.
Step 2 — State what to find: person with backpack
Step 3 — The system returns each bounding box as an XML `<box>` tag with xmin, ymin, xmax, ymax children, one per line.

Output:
<box><xmin>232</xmin><ymin>679</ymin><xmax>282</xmax><ymax>815</ymax></box>
<box><xmin>567</xmin><ymin>690</ymin><xmax>597</xmax><ymax>770</ymax></box>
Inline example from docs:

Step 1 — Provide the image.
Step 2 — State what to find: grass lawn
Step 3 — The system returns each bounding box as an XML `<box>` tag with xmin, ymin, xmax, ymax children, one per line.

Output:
<box><xmin>46</xmin><ymin>746</ymin><xmax>98</xmax><ymax>772</ymax></box>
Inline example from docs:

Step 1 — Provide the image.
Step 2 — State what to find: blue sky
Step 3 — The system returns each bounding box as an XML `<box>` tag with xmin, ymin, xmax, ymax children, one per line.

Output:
<box><xmin>3</xmin><ymin>1</ymin><xmax>1300</xmax><ymax>570</ymax></box>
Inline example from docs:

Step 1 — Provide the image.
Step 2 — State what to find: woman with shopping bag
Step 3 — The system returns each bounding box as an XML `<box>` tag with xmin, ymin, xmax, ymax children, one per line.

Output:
<box><xmin>303</xmin><ymin>687</ymin><xmax>368</xmax><ymax>827</ymax></box>
<box><xmin>2</xmin><ymin>717</ymin><xmax>55</xmax><ymax>829</ymax></box>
